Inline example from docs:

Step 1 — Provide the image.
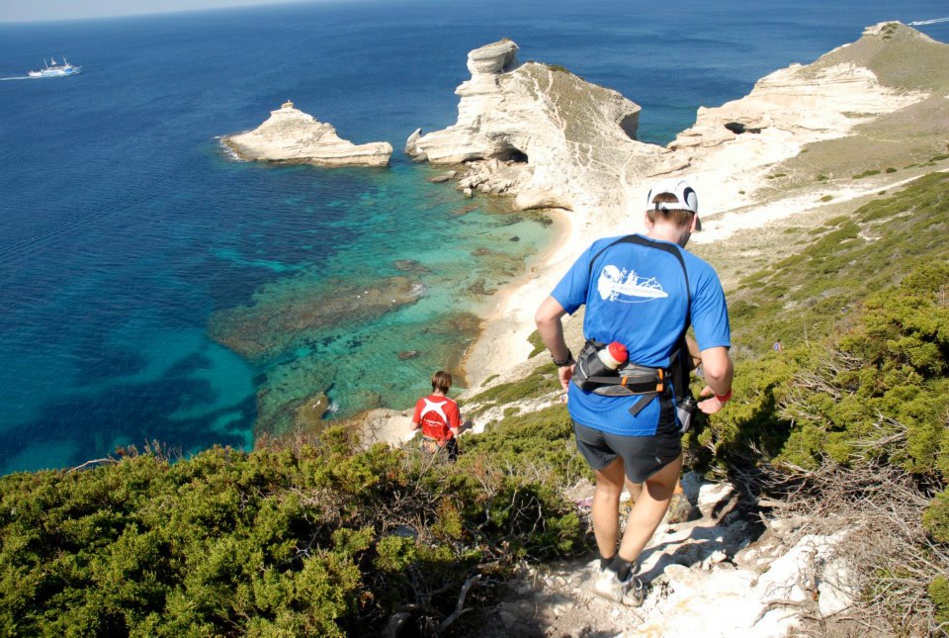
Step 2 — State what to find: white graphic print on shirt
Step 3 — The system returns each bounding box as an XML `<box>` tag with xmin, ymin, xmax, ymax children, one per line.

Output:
<box><xmin>596</xmin><ymin>265</ymin><xmax>668</xmax><ymax>303</ymax></box>
<box><xmin>419</xmin><ymin>398</ymin><xmax>449</xmax><ymax>426</ymax></box>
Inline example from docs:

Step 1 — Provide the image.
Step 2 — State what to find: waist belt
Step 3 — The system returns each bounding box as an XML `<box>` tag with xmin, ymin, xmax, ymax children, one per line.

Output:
<box><xmin>573</xmin><ymin>340</ymin><xmax>671</xmax><ymax>417</ymax></box>
<box><xmin>582</xmin><ymin>366</ymin><xmax>666</xmax><ymax>395</ymax></box>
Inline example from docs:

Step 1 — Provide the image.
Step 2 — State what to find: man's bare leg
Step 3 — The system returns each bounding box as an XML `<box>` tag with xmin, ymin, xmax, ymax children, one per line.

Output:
<box><xmin>591</xmin><ymin>457</ymin><xmax>627</xmax><ymax>560</ymax></box>
<box><xmin>617</xmin><ymin>454</ymin><xmax>683</xmax><ymax>564</ymax></box>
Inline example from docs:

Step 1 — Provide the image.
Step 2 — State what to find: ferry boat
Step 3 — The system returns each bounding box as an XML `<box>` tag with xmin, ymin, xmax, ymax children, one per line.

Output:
<box><xmin>28</xmin><ymin>57</ymin><xmax>81</xmax><ymax>78</ymax></box>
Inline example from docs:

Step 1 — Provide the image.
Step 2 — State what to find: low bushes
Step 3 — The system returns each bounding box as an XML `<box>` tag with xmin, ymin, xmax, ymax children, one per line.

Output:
<box><xmin>0</xmin><ymin>423</ymin><xmax>585</xmax><ymax>637</ymax></box>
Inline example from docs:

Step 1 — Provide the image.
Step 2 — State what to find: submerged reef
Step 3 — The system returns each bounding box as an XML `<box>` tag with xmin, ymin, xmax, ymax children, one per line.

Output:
<box><xmin>209</xmin><ymin>276</ymin><xmax>422</xmax><ymax>360</ymax></box>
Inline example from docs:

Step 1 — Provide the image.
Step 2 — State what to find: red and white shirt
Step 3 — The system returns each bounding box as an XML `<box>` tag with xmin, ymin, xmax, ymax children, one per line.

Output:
<box><xmin>412</xmin><ymin>395</ymin><xmax>461</xmax><ymax>443</ymax></box>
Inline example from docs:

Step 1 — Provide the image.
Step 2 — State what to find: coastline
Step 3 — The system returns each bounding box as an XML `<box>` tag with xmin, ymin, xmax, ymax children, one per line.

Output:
<box><xmin>459</xmin><ymin>201</ymin><xmax>654</xmax><ymax>395</ymax></box>
<box><xmin>460</xmin><ymin>208</ymin><xmax>575</xmax><ymax>392</ymax></box>
<box><xmin>353</xmin><ymin>21</ymin><xmax>946</xmax><ymax>448</ymax></box>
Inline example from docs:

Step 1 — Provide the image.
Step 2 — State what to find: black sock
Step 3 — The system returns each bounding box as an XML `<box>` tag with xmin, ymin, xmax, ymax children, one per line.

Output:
<box><xmin>601</xmin><ymin>554</ymin><xmax>637</xmax><ymax>580</ymax></box>
<box><xmin>609</xmin><ymin>556</ymin><xmax>634</xmax><ymax>581</ymax></box>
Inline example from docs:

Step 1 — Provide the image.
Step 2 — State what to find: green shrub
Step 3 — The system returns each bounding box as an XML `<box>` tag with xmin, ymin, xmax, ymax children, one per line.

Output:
<box><xmin>930</xmin><ymin>575</ymin><xmax>949</xmax><ymax>626</ymax></box>
<box><xmin>923</xmin><ymin>490</ymin><xmax>949</xmax><ymax>544</ymax></box>
<box><xmin>526</xmin><ymin>329</ymin><xmax>546</xmax><ymax>358</ymax></box>
<box><xmin>0</xmin><ymin>427</ymin><xmax>584</xmax><ymax>637</ymax></box>
<box><xmin>466</xmin><ymin>363</ymin><xmax>560</xmax><ymax>411</ymax></box>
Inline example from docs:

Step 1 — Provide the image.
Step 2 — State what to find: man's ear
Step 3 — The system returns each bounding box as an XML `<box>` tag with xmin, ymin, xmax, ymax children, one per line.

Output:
<box><xmin>690</xmin><ymin>213</ymin><xmax>701</xmax><ymax>232</ymax></box>
<box><xmin>689</xmin><ymin>213</ymin><xmax>700</xmax><ymax>233</ymax></box>
<box><xmin>643</xmin><ymin>211</ymin><xmax>653</xmax><ymax>230</ymax></box>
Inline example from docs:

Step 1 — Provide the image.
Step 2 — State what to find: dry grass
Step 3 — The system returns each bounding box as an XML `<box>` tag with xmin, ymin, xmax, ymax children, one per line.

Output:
<box><xmin>750</xmin><ymin>457</ymin><xmax>949</xmax><ymax>638</ymax></box>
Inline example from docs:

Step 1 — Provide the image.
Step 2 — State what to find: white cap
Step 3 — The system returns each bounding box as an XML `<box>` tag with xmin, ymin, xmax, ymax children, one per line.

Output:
<box><xmin>647</xmin><ymin>179</ymin><xmax>701</xmax><ymax>232</ymax></box>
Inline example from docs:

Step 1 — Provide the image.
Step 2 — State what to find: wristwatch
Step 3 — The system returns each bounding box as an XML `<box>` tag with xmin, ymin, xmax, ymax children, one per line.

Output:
<box><xmin>552</xmin><ymin>349</ymin><xmax>574</xmax><ymax>367</ymax></box>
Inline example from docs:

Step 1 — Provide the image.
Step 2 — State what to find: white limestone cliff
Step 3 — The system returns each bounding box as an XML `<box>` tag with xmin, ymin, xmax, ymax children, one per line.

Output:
<box><xmin>406</xmin><ymin>39</ymin><xmax>669</xmax><ymax>224</ymax></box>
<box><xmin>409</xmin><ymin>25</ymin><xmax>934</xmax><ymax>243</ymax></box>
<box><xmin>225</xmin><ymin>100</ymin><xmax>393</xmax><ymax>167</ymax></box>
<box><xmin>669</xmin><ymin>22</ymin><xmax>931</xmax><ymax>226</ymax></box>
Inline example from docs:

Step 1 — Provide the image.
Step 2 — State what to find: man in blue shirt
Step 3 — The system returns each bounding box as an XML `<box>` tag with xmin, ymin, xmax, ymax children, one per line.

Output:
<box><xmin>535</xmin><ymin>178</ymin><xmax>734</xmax><ymax>606</ymax></box>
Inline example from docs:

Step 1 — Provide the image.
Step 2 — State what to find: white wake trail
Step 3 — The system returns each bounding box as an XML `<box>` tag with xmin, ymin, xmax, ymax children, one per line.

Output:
<box><xmin>909</xmin><ymin>17</ymin><xmax>949</xmax><ymax>26</ymax></box>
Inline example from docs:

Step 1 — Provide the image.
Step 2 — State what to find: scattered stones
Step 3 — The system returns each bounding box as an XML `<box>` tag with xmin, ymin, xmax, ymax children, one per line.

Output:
<box><xmin>697</xmin><ymin>480</ymin><xmax>739</xmax><ymax>522</ymax></box>
<box><xmin>467</xmin><ymin>473</ymin><xmax>854</xmax><ymax>638</ymax></box>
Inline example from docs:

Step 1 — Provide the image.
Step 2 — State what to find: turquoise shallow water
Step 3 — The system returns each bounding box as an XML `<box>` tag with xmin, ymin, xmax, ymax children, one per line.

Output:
<box><xmin>1</xmin><ymin>0</ymin><xmax>946</xmax><ymax>474</ymax></box>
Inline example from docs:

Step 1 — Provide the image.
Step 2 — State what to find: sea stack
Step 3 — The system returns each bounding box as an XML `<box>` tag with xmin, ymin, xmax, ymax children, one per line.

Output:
<box><xmin>224</xmin><ymin>100</ymin><xmax>393</xmax><ymax>167</ymax></box>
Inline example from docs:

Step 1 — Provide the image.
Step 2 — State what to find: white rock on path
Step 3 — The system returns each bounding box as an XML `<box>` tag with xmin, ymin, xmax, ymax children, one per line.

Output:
<box><xmin>224</xmin><ymin>100</ymin><xmax>393</xmax><ymax>167</ymax></box>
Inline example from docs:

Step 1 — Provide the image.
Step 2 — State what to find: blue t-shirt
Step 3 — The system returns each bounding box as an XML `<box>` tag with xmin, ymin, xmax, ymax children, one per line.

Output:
<box><xmin>551</xmin><ymin>234</ymin><xmax>730</xmax><ymax>436</ymax></box>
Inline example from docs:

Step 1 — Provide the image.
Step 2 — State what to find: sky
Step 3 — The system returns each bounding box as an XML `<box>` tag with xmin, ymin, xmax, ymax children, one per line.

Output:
<box><xmin>0</xmin><ymin>0</ymin><xmax>316</xmax><ymax>23</ymax></box>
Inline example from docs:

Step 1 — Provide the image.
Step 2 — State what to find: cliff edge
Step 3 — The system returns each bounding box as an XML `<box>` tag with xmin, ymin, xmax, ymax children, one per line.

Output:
<box><xmin>409</xmin><ymin>24</ymin><xmax>946</xmax><ymax>244</ymax></box>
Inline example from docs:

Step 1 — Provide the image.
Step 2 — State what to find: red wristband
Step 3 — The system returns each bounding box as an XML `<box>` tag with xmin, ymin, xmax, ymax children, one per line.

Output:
<box><xmin>715</xmin><ymin>390</ymin><xmax>732</xmax><ymax>403</ymax></box>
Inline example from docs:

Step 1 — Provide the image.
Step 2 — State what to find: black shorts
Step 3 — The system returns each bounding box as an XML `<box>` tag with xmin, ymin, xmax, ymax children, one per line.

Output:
<box><xmin>573</xmin><ymin>418</ymin><xmax>681</xmax><ymax>484</ymax></box>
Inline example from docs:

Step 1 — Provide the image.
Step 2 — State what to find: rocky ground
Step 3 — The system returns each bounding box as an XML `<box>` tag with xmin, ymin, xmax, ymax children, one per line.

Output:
<box><xmin>455</xmin><ymin>473</ymin><xmax>860</xmax><ymax>638</ymax></box>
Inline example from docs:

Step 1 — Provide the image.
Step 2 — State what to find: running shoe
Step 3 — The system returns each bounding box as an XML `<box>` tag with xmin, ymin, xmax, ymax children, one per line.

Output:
<box><xmin>593</xmin><ymin>563</ymin><xmax>645</xmax><ymax>607</ymax></box>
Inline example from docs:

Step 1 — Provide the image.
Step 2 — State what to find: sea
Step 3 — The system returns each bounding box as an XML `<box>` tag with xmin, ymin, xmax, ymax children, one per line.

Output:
<box><xmin>1</xmin><ymin>0</ymin><xmax>947</xmax><ymax>475</ymax></box>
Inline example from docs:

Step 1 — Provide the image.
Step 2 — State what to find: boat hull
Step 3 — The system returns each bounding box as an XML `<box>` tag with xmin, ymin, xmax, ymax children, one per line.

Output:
<box><xmin>28</xmin><ymin>63</ymin><xmax>81</xmax><ymax>78</ymax></box>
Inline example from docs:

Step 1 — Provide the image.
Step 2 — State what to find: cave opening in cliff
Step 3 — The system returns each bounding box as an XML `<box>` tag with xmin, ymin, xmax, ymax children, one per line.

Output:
<box><xmin>724</xmin><ymin>121</ymin><xmax>761</xmax><ymax>135</ymax></box>
<box><xmin>498</xmin><ymin>148</ymin><xmax>529</xmax><ymax>164</ymax></box>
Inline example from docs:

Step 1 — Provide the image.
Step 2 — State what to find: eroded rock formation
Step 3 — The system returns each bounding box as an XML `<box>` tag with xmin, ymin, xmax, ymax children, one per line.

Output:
<box><xmin>409</xmin><ymin>25</ymin><xmax>943</xmax><ymax>236</ymax></box>
<box><xmin>224</xmin><ymin>100</ymin><xmax>393</xmax><ymax>167</ymax></box>
<box><xmin>406</xmin><ymin>39</ymin><xmax>668</xmax><ymax>220</ymax></box>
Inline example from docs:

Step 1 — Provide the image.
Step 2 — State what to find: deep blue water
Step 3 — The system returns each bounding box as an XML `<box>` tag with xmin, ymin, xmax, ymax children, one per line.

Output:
<box><xmin>1</xmin><ymin>0</ymin><xmax>946</xmax><ymax>474</ymax></box>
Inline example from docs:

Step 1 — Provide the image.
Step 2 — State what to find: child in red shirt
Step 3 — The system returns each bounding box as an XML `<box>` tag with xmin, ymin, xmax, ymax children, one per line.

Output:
<box><xmin>411</xmin><ymin>370</ymin><xmax>461</xmax><ymax>460</ymax></box>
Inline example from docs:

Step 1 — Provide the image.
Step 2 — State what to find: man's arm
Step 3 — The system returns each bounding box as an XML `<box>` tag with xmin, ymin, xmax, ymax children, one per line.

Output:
<box><xmin>535</xmin><ymin>296</ymin><xmax>574</xmax><ymax>390</ymax></box>
<box><xmin>449</xmin><ymin>403</ymin><xmax>461</xmax><ymax>439</ymax></box>
<box><xmin>696</xmin><ymin>346</ymin><xmax>733</xmax><ymax>414</ymax></box>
